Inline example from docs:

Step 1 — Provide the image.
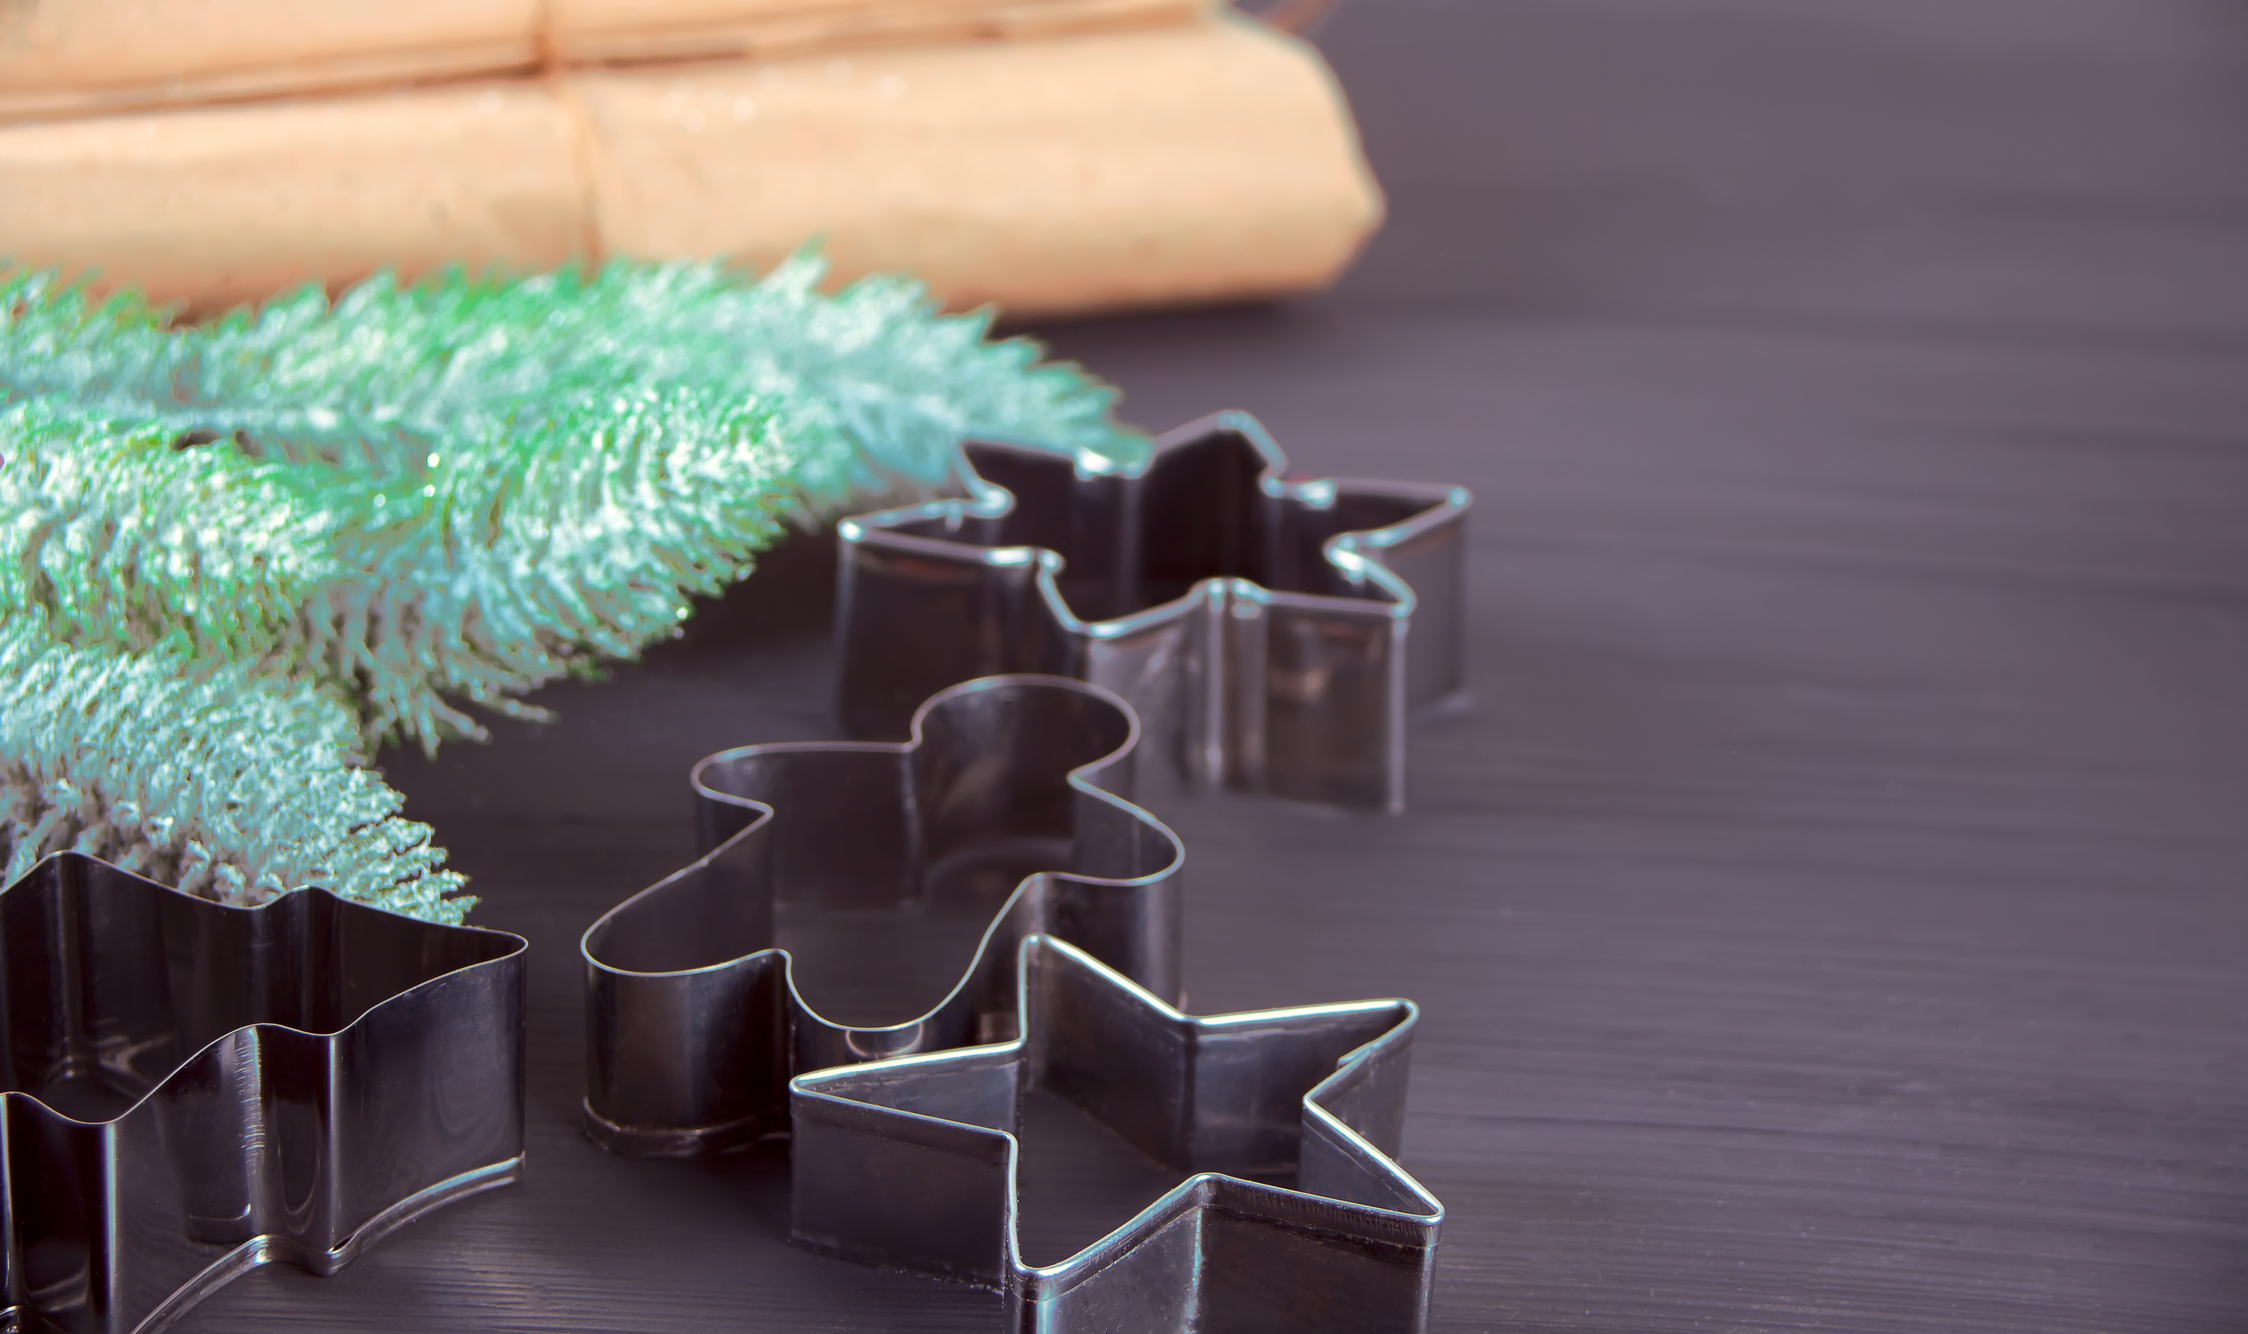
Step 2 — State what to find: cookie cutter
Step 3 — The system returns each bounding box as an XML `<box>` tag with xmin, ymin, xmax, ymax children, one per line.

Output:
<box><xmin>0</xmin><ymin>852</ymin><xmax>526</xmax><ymax>1334</ymax></box>
<box><xmin>835</xmin><ymin>411</ymin><xmax>1471</xmax><ymax>813</ymax></box>
<box><xmin>581</xmin><ymin>675</ymin><xmax>1184</xmax><ymax>1157</ymax></box>
<box><xmin>793</xmin><ymin>934</ymin><xmax>1444</xmax><ymax>1333</ymax></box>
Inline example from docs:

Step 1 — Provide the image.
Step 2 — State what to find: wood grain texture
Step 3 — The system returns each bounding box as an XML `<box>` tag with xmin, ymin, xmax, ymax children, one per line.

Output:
<box><xmin>172</xmin><ymin>0</ymin><xmax>2248</xmax><ymax>1328</ymax></box>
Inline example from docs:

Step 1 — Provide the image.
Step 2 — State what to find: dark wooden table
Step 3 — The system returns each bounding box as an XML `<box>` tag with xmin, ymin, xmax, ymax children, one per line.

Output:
<box><xmin>182</xmin><ymin>1</ymin><xmax>2248</xmax><ymax>1328</ymax></box>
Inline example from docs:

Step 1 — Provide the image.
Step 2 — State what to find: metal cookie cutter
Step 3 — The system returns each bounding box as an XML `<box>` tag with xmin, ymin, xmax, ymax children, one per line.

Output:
<box><xmin>793</xmin><ymin>935</ymin><xmax>1444</xmax><ymax>1333</ymax></box>
<box><xmin>0</xmin><ymin>852</ymin><xmax>526</xmax><ymax>1334</ymax></box>
<box><xmin>581</xmin><ymin>675</ymin><xmax>1184</xmax><ymax>1156</ymax></box>
<box><xmin>835</xmin><ymin>411</ymin><xmax>1471</xmax><ymax>813</ymax></box>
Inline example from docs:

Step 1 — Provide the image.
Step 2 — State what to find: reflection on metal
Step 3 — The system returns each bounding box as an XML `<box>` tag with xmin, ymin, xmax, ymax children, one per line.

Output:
<box><xmin>793</xmin><ymin>936</ymin><xmax>1444</xmax><ymax>1334</ymax></box>
<box><xmin>581</xmin><ymin>676</ymin><xmax>1185</xmax><ymax>1157</ymax></box>
<box><xmin>836</xmin><ymin>411</ymin><xmax>1470</xmax><ymax>813</ymax></box>
<box><xmin>0</xmin><ymin>853</ymin><xmax>527</xmax><ymax>1334</ymax></box>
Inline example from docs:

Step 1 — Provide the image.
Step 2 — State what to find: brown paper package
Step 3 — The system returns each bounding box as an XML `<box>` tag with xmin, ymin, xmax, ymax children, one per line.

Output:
<box><xmin>0</xmin><ymin>15</ymin><xmax>1382</xmax><ymax>317</ymax></box>
<box><xmin>0</xmin><ymin>0</ymin><xmax>1199</xmax><ymax>123</ymax></box>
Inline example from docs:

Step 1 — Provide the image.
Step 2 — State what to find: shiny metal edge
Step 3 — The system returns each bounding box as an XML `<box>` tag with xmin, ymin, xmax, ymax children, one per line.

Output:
<box><xmin>125</xmin><ymin>1157</ymin><xmax>524</xmax><ymax>1334</ymax></box>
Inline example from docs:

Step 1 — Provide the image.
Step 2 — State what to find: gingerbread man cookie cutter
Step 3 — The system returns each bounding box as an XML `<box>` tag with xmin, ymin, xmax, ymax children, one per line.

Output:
<box><xmin>581</xmin><ymin>675</ymin><xmax>1184</xmax><ymax>1156</ymax></box>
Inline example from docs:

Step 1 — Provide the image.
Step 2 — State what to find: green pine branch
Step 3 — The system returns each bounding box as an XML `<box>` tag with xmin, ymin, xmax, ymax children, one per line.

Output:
<box><xmin>1</xmin><ymin>397</ymin><xmax>341</xmax><ymax>659</ymax></box>
<box><xmin>0</xmin><ymin>621</ymin><xmax>469</xmax><ymax>921</ymax></box>
<box><xmin>284</xmin><ymin>385</ymin><xmax>798</xmax><ymax>746</ymax></box>
<box><xmin>0</xmin><ymin>253</ymin><xmax>1144</xmax><ymax>920</ymax></box>
<box><xmin>3</xmin><ymin>254</ymin><xmax>1145</xmax><ymax>748</ymax></box>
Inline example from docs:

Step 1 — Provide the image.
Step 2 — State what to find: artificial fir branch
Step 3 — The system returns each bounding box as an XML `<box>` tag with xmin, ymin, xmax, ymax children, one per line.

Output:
<box><xmin>287</xmin><ymin>386</ymin><xmax>799</xmax><ymax>746</ymax></box>
<box><xmin>0</xmin><ymin>621</ymin><xmax>470</xmax><ymax>921</ymax></box>
<box><xmin>2</xmin><ymin>253</ymin><xmax>1142</xmax><ymax>746</ymax></box>
<box><xmin>1</xmin><ymin>398</ymin><xmax>340</xmax><ymax>658</ymax></box>
<box><xmin>0</xmin><ymin>273</ymin><xmax>176</xmax><ymax>416</ymax></box>
<box><xmin>0</xmin><ymin>253</ymin><xmax>1141</xmax><ymax>919</ymax></box>
<box><xmin>1</xmin><ymin>254</ymin><xmax>1141</xmax><ymax>493</ymax></box>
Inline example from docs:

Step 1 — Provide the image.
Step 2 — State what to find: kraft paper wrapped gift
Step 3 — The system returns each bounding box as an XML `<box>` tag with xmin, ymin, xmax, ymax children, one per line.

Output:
<box><xmin>0</xmin><ymin>8</ymin><xmax>1383</xmax><ymax>316</ymax></box>
<box><xmin>0</xmin><ymin>0</ymin><xmax>1200</xmax><ymax>122</ymax></box>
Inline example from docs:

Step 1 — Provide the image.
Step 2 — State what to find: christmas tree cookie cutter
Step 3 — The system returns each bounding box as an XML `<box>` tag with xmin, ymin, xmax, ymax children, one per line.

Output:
<box><xmin>581</xmin><ymin>675</ymin><xmax>1184</xmax><ymax>1156</ymax></box>
<box><xmin>0</xmin><ymin>852</ymin><xmax>526</xmax><ymax>1334</ymax></box>
<box><xmin>793</xmin><ymin>934</ymin><xmax>1444</xmax><ymax>1333</ymax></box>
<box><xmin>835</xmin><ymin>411</ymin><xmax>1471</xmax><ymax>813</ymax></box>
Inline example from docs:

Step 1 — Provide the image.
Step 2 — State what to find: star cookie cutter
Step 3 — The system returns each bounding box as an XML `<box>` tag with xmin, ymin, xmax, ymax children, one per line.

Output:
<box><xmin>581</xmin><ymin>675</ymin><xmax>1185</xmax><ymax>1157</ymax></box>
<box><xmin>0</xmin><ymin>852</ymin><xmax>526</xmax><ymax>1334</ymax></box>
<box><xmin>835</xmin><ymin>411</ymin><xmax>1471</xmax><ymax>813</ymax></box>
<box><xmin>792</xmin><ymin>935</ymin><xmax>1444</xmax><ymax>1333</ymax></box>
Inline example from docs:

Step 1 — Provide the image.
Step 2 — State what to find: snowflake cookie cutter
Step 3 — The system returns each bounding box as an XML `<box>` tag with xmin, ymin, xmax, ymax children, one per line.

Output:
<box><xmin>0</xmin><ymin>852</ymin><xmax>526</xmax><ymax>1334</ymax></box>
<box><xmin>792</xmin><ymin>934</ymin><xmax>1444</xmax><ymax>1333</ymax></box>
<box><xmin>581</xmin><ymin>675</ymin><xmax>1185</xmax><ymax>1157</ymax></box>
<box><xmin>835</xmin><ymin>411</ymin><xmax>1471</xmax><ymax>814</ymax></box>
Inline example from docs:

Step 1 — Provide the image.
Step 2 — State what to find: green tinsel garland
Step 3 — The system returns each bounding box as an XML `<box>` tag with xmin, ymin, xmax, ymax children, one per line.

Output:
<box><xmin>0</xmin><ymin>254</ymin><xmax>1143</xmax><ymax>921</ymax></box>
